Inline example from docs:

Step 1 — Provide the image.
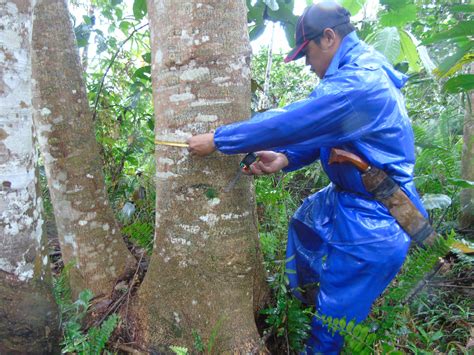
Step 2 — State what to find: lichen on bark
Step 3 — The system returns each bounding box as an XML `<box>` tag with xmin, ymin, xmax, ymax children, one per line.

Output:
<box><xmin>0</xmin><ymin>0</ymin><xmax>59</xmax><ymax>352</ymax></box>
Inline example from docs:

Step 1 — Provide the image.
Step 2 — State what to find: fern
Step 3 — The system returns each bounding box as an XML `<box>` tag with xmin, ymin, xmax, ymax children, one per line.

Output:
<box><xmin>207</xmin><ymin>316</ymin><xmax>225</xmax><ymax>354</ymax></box>
<box><xmin>383</xmin><ymin>232</ymin><xmax>454</xmax><ymax>304</ymax></box>
<box><xmin>371</xmin><ymin>231</ymin><xmax>454</xmax><ymax>345</ymax></box>
<box><xmin>87</xmin><ymin>314</ymin><xmax>120</xmax><ymax>354</ymax></box>
<box><xmin>53</xmin><ymin>262</ymin><xmax>74</xmax><ymax>322</ymax></box>
<box><xmin>122</xmin><ymin>221</ymin><xmax>154</xmax><ymax>252</ymax></box>
<box><xmin>413</xmin><ymin>122</ymin><xmax>462</xmax><ymax>193</ymax></box>
<box><xmin>315</xmin><ymin>314</ymin><xmax>397</xmax><ymax>354</ymax></box>
<box><xmin>170</xmin><ymin>346</ymin><xmax>188</xmax><ymax>355</ymax></box>
<box><xmin>311</xmin><ymin>233</ymin><xmax>454</xmax><ymax>354</ymax></box>
<box><xmin>54</xmin><ymin>266</ymin><xmax>119</xmax><ymax>354</ymax></box>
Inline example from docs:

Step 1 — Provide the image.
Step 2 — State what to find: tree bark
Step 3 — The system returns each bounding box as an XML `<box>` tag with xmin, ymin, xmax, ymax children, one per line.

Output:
<box><xmin>460</xmin><ymin>86</ymin><xmax>473</xmax><ymax>229</ymax></box>
<box><xmin>0</xmin><ymin>0</ymin><xmax>59</xmax><ymax>352</ymax></box>
<box><xmin>134</xmin><ymin>0</ymin><xmax>267</xmax><ymax>351</ymax></box>
<box><xmin>31</xmin><ymin>0</ymin><xmax>136</xmax><ymax>297</ymax></box>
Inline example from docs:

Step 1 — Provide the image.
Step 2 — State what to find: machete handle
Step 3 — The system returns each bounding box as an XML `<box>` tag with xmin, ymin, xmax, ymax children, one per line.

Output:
<box><xmin>240</xmin><ymin>152</ymin><xmax>259</xmax><ymax>171</ymax></box>
<box><xmin>329</xmin><ymin>148</ymin><xmax>370</xmax><ymax>172</ymax></box>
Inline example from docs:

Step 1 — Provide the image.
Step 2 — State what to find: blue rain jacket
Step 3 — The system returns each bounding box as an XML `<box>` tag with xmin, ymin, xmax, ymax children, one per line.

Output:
<box><xmin>214</xmin><ymin>31</ymin><xmax>426</xmax><ymax>353</ymax></box>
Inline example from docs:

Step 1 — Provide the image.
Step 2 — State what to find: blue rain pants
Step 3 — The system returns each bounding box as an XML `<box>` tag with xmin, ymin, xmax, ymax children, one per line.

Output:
<box><xmin>287</xmin><ymin>187</ymin><xmax>410</xmax><ymax>353</ymax></box>
<box><xmin>213</xmin><ymin>31</ymin><xmax>427</xmax><ymax>353</ymax></box>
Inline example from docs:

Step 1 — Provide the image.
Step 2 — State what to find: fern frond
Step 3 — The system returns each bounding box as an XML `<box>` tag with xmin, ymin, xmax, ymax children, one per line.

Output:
<box><xmin>87</xmin><ymin>313</ymin><xmax>120</xmax><ymax>354</ymax></box>
<box><xmin>53</xmin><ymin>261</ymin><xmax>74</xmax><ymax>306</ymax></box>
<box><xmin>385</xmin><ymin>232</ymin><xmax>454</xmax><ymax>304</ymax></box>
<box><xmin>316</xmin><ymin>314</ymin><xmax>390</xmax><ymax>354</ymax></box>
<box><xmin>170</xmin><ymin>346</ymin><xmax>188</xmax><ymax>355</ymax></box>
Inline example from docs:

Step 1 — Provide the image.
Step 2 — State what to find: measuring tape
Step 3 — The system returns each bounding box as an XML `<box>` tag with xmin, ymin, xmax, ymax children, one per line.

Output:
<box><xmin>154</xmin><ymin>140</ymin><xmax>189</xmax><ymax>148</ymax></box>
<box><xmin>154</xmin><ymin>139</ymin><xmax>257</xmax><ymax>192</ymax></box>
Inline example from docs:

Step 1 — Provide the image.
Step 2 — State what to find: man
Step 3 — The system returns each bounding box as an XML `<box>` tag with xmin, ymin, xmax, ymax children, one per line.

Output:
<box><xmin>187</xmin><ymin>2</ymin><xmax>427</xmax><ymax>353</ymax></box>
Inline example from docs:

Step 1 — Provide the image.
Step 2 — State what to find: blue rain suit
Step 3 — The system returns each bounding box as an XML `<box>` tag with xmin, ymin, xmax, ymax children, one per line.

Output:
<box><xmin>214</xmin><ymin>32</ymin><xmax>426</xmax><ymax>353</ymax></box>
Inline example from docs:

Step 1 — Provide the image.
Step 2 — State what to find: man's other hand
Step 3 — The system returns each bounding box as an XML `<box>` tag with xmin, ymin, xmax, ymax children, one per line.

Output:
<box><xmin>187</xmin><ymin>133</ymin><xmax>216</xmax><ymax>156</ymax></box>
<box><xmin>246</xmin><ymin>151</ymin><xmax>289</xmax><ymax>175</ymax></box>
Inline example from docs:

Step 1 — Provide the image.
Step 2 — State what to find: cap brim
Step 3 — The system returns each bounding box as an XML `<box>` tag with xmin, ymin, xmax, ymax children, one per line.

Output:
<box><xmin>284</xmin><ymin>40</ymin><xmax>310</xmax><ymax>63</ymax></box>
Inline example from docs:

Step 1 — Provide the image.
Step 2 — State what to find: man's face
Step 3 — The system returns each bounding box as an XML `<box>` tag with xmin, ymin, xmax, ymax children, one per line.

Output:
<box><xmin>303</xmin><ymin>29</ymin><xmax>340</xmax><ymax>79</ymax></box>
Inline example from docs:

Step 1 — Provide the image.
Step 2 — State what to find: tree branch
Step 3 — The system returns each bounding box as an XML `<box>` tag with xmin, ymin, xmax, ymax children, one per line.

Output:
<box><xmin>92</xmin><ymin>23</ymin><xmax>149</xmax><ymax>121</ymax></box>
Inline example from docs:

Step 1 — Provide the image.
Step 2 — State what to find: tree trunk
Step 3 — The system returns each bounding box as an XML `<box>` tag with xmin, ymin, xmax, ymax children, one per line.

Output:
<box><xmin>0</xmin><ymin>0</ymin><xmax>59</xmax><ymax>352</ymax></box>
<box><xmin>460</xmin><ymin>87</ymin><xmax>473</xmax><ymax>229</ymax></box>
<box><xmin>31</xmin><ymin>0</ymin><xmax>136</xmax><ymax>297</ymax></box>
<box><xmin>134</xmin><ymin>0</ymin><xmax>267</xmax><ymax>351</ymax></box>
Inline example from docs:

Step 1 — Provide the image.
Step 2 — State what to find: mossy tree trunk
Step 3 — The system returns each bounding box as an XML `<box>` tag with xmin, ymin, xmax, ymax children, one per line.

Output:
<box><xmin>134</xmin><ymin>0</ymin><xmax>267</xmax><ymax>352</ymax></box>
<box><xmin>0</xmin><ymin>0</ymin><xmax>59</xmax><ymax>352</ymax></box>
<box><xmin>31</xmin><ymin>0</ymin><xmax>136</xmax><ymax>297</ymax></box>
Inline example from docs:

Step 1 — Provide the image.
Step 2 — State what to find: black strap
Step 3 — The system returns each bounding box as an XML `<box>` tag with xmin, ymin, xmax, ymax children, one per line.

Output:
<box><xmin>412</xmin><ymin>222</ymin><xmax>435</xmax><ymax>246</ymax></box>
<box><xmin>371</xmin><ymin>175</ymin><xmax>400</xmax><ymax>200</ymax></box>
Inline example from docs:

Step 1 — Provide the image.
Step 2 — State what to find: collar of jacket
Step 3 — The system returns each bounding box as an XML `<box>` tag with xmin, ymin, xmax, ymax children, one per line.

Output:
<box><xmin>324</xmin><ymin>31</ymin><xmax>360</xmax><ymax>78</ymax></box>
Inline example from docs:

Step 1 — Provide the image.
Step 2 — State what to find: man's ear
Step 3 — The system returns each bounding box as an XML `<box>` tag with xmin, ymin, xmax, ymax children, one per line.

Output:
<box><xmin>321</xmin><ymin>28</ymin><xmax>337</xmax><ymax>49</ymax></box>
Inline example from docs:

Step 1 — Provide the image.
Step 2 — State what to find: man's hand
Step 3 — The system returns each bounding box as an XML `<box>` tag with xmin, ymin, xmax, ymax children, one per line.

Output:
<box><xmin>187</xmin><ymin>133</ymin><xmax>216</xmax><ymax>156</ymax></box>
<box><xmin>246</xmin><ymin>151</ymin><xmax>289</xmax><ymax>175</ymax></box>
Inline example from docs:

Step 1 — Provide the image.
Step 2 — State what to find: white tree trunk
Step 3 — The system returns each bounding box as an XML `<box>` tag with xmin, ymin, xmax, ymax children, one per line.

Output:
<box><xmin>31</xmin><ymin>0</ymin><xmax>136</xmax><ymax>297</ymax></box>
<box><xmin>134</xmin><ymin>0</ymin><xmax>267</xmax><ymax>351</ymax></box>
<box><xmin>0</xmin><ymin>0</ymin><xmax>58</xmax><ymax>351</ymax></box>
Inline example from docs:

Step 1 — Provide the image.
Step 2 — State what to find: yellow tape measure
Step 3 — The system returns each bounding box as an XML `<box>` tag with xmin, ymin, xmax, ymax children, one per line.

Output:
<box><xmin>154</xmin><ymin>140</ymin><xmax>189</xmax><ymax>148</ymax></box>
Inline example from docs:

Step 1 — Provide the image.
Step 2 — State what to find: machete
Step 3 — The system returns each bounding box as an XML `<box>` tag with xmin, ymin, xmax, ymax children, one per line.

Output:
<box><xmin>329</xmin><ymin>148</ymin><xmax>437</xmax><ymax>247</ymax></box>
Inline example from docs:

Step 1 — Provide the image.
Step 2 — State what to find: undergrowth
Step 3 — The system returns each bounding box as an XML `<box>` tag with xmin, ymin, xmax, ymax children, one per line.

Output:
<box><xmin>53</xmin><ymin>263</ymin><xmax>119</xmax><ymax>354</ymax></box>
<box><xmin>255</xmin><ymin>167</ymin><xmax>471</xmax><ymax>353</ymax></box>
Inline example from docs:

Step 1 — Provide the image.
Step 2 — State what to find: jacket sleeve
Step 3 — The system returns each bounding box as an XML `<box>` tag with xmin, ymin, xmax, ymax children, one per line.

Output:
<box><xmin>274</xmin><ymin>144</ymin><xmax>320</xmax><ymax>172</ymax></box>
<box><xmin>214</xmin><ymin>83</ymin><xmax>378</xmax><ymax>154</ymax></box>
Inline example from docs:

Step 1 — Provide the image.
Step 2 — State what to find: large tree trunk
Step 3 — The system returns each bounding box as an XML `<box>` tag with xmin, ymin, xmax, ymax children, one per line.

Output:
<box><xmin>31</xmin><ymin>0</ymin><xmax>136</xmax><ymax>297</ymax></box>
<box><xmin>134</xmin><ymin>0</ymin><xmax>267</xmax><ymax>351</ymax></box>
<box><xmin>460</xmin><ymin>87</ymin><xmax>473</xmax><ymax>229</ymax></box>
<box><xmin>0</xmin><ymin>0</ymin><xmax>59</xmax><ymax>352</ymax></box>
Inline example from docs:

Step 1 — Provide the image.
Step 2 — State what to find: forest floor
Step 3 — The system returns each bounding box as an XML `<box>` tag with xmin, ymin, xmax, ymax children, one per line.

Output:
<box><xmin>45</xmin><ymin>207</ymin><xmax>473</xmax><ymax>354</ymax></box>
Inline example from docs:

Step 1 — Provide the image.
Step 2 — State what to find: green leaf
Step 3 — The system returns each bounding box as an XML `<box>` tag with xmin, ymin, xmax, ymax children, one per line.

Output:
<box><xmin>447</xmin><ymin>177</ymin><xmax>474</xmax><ymax>189</ymax></box>
<box><xmin>436</xmin><ymin>45</ymin><xmax>473</xmax><ymax>78</ymax></box>
<box><xmin>443</xmin><ymin>74</ymin><xmax>474</xmax><ymax>93</ymax></box>
<box><xmin>380</xmin><ymin>4</ymin><xmax>417</xmax><ymax>27</ymax></box>
<box><xmin>421</xmin><ymin>194</ymin><xmax>452</xmax><ymax>210</ymax></box>
<box><xmin>74</xmin><ymin>23</ymin><xmax>91</xmax><ymax>48</ymax></box>
<box><xmin>339</xmin><ymin>318</ymin><xmax>346</xmax><ymax>330</ymax></box>
<box><xmin>367</xmin><ymin>27</ymin><xmax>401</xmax><ymax>64</ymax></box>
<box><xmin>247</xmin><ymin>0</ymin><xmax>265</xmax><ymax>23</ymax></box>
<box><xmin>346</xmin><ymin>320</ymin><xmax>355</xmax><ymax>333</ymax></box>
<box><xmin>249</xmin><ymin>23</ymin><xmax>266</xmax><ymax>41</ymax></box>
<box><xmin>399</xmin><ymin>30</ymin><xmax>421</xmax><ymax>72</ymax></box>
<box><xmin>267</xmin><ymin>3</ymin><xmax>297</xmax><ymax>25</ymax></box>
<box><xmin>431</xmin><ymin>330</ymin><xmax>444</xmax><ymax>341</ymax></box>
<box><xmin>83</xmin><ymin>15</ymin><xmax>92</xmax><ymax>25</ymax></box>
<box><xmin>133</xmin><ymin>0</ymin><xmax>147</xmax><ymax>21</ymax></box>
<box><xmin>283</xmin><ymin>21</ymin><xmax>296</xmax><ymax>48</ymax></box>
<box><xmin>115</xmin><ymin>7</ymin><xmax>123</xmax><ymax>20</ymax></box>
<box><xmin>95</xmin><ymin>32</ymin><xmax>107</xmax><ymax>54</ymax></box>
<box><xmin>394</xmin><ymin>61</ymin><xmax>409</xmax><ymax>73</ymax></box>
<box><xmin>450</xmin><ymin>4</ymin><xmax>474</xmax><ymax>13</ymax></box>
<box><xmin>142</xmin><ymin>52</ymin><xmax>152</xmax><ymax>64</ymax></box>
<box><xmin>380</xmin><ymin>0</ymin><xmax>409</xmax><ymax>11</ymax></box>
<box><xmin>422</xmin><ymin>21</ymin><xmax>474</xmax><ymax>45</ymax></box>
<box><xmin>169</xmin><ymin>346</ymin><xmax>188</xmax><ymax>355</ymax></box>
<box><xmin>340</xmin><ymin>0</ymin><xmax>367</xmax><ymax>16</ymax></box>
<box><xmin>119</xmin><ymin>21</ymin><xmax>131</xmax><ymax>35</ymax></box>
<box><xmin>133</xmin><ymin>66</ymin><xmax>151</xmax><ymax>80</ymax></box>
